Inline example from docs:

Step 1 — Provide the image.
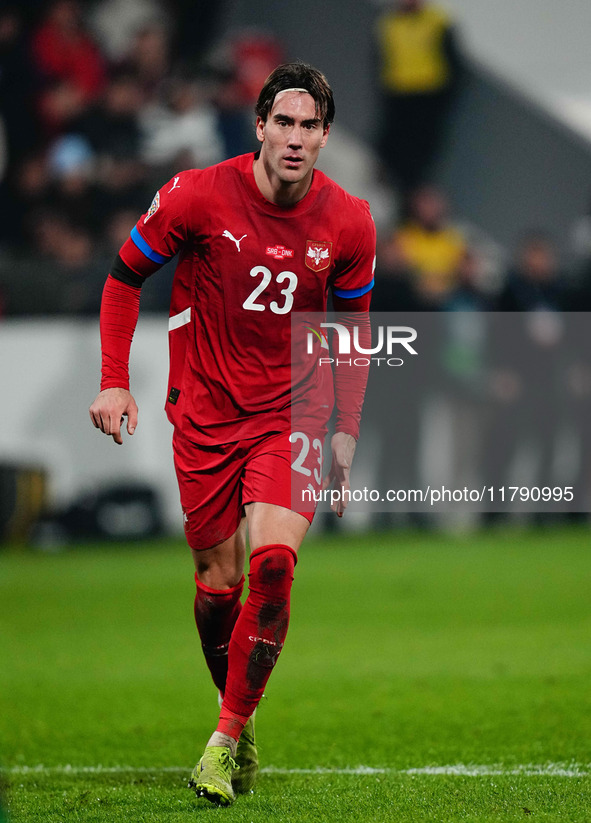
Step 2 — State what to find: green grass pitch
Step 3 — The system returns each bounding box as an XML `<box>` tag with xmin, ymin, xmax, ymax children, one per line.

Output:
<box><xmin>1</xmin><ymin>526</ymin><xmax>591</xmax><ymax>821</ymax></box>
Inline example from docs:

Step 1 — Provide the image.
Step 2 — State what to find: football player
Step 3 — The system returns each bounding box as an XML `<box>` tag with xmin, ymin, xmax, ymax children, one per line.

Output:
<box><xmin>90</xmin><ymin>62</ymin><xmax>375</xmax><ymax>806</ymax></box>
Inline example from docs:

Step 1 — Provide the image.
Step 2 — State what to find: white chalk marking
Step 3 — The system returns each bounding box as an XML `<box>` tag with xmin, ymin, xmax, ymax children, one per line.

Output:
<box><xmin>2</xmin><ymin>762</ymin><xmax>589</xmax><ymax>778</ymax></box>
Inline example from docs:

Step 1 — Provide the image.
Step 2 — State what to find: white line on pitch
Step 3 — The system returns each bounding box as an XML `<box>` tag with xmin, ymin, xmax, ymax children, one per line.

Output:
<box><xmin>2</xmin><ymin>763</ymin><xmax>589</xmax><ymax>778</ymax></box>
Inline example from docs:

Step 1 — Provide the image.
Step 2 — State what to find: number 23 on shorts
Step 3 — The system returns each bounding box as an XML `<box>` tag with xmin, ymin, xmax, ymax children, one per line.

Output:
<box><xmin>290</xmin><ymin>431</ymin><xmax>323</xmax><ymax>485</ymax></box>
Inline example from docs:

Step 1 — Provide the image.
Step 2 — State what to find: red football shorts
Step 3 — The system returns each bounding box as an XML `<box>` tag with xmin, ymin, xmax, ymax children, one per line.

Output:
<box><xmin>173</xmin><ymin>428</ymin><xmax>326</xmax><ymax>550</ymax></box>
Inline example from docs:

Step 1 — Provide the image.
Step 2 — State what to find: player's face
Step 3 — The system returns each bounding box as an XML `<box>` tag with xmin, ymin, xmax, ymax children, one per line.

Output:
<box><xmin>255</xmin><ymin>91</ymin><xmax>329</xmax><ymax>195</ymax></box>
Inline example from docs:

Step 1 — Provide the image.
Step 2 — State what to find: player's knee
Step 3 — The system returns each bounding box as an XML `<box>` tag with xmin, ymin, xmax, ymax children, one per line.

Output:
<box><xmin>197</xmin><ymin>568</ymin><xmax>242</xmax><ymax>591</ymax></box>
<box><xmin>249</xmin><ymin>544</ymin><xmax>296</xmax><ymax>595</ymax></box>
<box><xmin>194</xmin><ymin>571</ymin><xmax>244</xmax><ymax>602</ymax></box>
<box><xmin>192</xmin><ymin>534</ymin><xmax>245</xmax><ymax>589</ymax></box>
<box><xmin>194</xmin><ymin>556</ymin><xmax>243</xmax><ymax>590</ymax></box>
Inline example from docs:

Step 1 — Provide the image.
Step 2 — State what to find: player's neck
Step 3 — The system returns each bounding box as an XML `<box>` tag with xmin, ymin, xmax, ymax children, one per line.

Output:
<box><xmin>252</xmin><ymin>156</ymin><xmax>313</xmax><ymax>207</ymax></box>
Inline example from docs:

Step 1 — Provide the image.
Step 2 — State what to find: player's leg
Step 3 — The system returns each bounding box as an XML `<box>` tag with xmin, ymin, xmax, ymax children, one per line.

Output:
<box><xmin>246</xmin><ymin>500</ymin><xmax>311</xmax><ymax>550</ymax></box>
<box><xmin>176</xmin><ymin>431</ymin><xmax>251</xmax><ymax>806</ymax></box>
<box><xmin>190</xmin><ymin>509</ymin><xmax>307</xmax><ymax>805</ymax></box>
<box><xmin>197</xmin><ymin>503</ymin><xmax>308</xmax><ymax>802</ymax></box>
<box><xmin>213</xmin><ymin>431</ymin><xmax>321</xmax><ymax>742</ymax></box>
<box><xmin>192</xmin><ymin>522</ymin><xmax>246</xmax><ymax>694</ymax></box>
<box><xmin>189</xmin><ymin>527</ymin><xmax>251</xmax><ymax>807</ymax></box>
<box><xmin>174</xmin><ymin>427</ymin><xmax>254</xmax><ymax>800</ymax></box>
<box><xmin>215</xmin><ymin>502</ymin><xmax>308</xmax><ymax>740</ymax></box>
<box><xmin>191</xmin><ymin>431</ymin><xmax>319</xmax><ymax>805</ymax></box>
<box><xmin>173</xmin><ymin>430</ymin><xmax>247</xmax><ymax>696</ymax></box>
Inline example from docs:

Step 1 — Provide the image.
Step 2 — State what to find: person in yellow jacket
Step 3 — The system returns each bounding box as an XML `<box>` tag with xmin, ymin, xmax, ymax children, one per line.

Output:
<box><xmin>375</xmin><ymin>0</ymin><xmax>462</xmax><ymax>192</ymax></box>
<box><xmin>381</xmin><ymin>185</ymin><xmax>467</xmax><ymax>307</ymax></box>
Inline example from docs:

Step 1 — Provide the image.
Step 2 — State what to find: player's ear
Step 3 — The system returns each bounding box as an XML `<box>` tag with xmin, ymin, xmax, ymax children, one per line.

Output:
<box><xmin>320</xmin><ymin>124</ymin><xmax>330</xmax><ymax>148</ymax></box>
<box><xmin>255</xmin><ymin>116</ymin><xmax>266</xmax><ymax>144</ymax></box>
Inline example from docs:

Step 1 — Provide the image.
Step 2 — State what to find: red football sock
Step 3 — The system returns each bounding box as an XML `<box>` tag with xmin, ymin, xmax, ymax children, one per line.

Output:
<box><xmin>194</xmin><ymin>574</ymin><xmax>244</xmax><ymax>694</ymax></box>
<box><xmin>215</xmin><ymin>544</ymin><xmax>297</xmax><ymax>740</ymax></box>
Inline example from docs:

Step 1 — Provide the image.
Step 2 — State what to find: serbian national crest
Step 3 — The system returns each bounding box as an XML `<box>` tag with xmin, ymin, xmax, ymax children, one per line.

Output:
<box><xmin>143</xmin><ymin>191</ymin><xmax>160</xmax><ymax>223</ymax></box>
<box><xmin>305</xmin><ymin>240</ymin><xmax>332</xmax><ymax>272</ymax></box>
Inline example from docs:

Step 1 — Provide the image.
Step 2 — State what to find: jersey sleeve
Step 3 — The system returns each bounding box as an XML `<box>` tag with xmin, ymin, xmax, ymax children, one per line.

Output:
<box><xmin>99</xmin><ymin>275</ymin><xmax>141</xmax><ymax>391</ymax></box>
<box><xmin>331</xmin><ymin>310</ymin><xmax>371</xmax><ymax>440</ymax></box>
<box><xmin>99</xmin><ymin>172</ymin><xmax>195</xmax><ymax>389</ymax></box>
<box><xmin>120</xmin><ymin>172</ymin><xmax>194</xmax><ymax>276</ymax></box>
<box><xmin>331</xmin><ymin>199</ymin><xmax>376</xmax><ymax>301</ymax></box>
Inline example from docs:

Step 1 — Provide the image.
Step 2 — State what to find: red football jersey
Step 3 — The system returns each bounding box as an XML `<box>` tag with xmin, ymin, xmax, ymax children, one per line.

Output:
<box><xmin>122</xmin><ymin>153</ymin><xmax>375</xmax><ymax>444</ymax></box>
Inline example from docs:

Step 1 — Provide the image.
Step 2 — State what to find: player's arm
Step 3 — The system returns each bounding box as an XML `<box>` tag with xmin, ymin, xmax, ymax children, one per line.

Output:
<box><xmin>90</xmin><ymin>175</ymin><xmax>189</xmax><ymax>444</ymax></box>
<box><xmin>324</xmin><ymin>291</ymin><xmax>373</xmax><ymax>516</ymax></box>
<box><xmin>89</xmin><ymin>253</ymin><xmax>153</xmax><ymax>444</ymax></box>
<box><xmin>324</xmin><ymin>202</ymin><xmax>376</xmax><ymax>515</ymax></box>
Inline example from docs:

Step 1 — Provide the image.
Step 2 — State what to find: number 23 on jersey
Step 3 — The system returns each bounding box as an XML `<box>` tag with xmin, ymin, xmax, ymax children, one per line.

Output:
<box><xmin>242</xmin><ymin>265</ymin><xmax>298</xmax><ymax>315</ymax></box>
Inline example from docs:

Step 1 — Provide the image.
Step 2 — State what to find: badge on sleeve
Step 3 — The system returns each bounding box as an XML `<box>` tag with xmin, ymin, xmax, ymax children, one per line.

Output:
<box><xmin>143</xmin><ymin>191</ymin><xmax>160</xmax><ymax>224</ymax></box>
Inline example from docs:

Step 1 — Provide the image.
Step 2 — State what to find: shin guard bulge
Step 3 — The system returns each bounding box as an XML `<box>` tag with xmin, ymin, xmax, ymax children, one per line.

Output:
<box><xmin>216</xmin><ymin>544</ymin><xmax>297</xmax><ymax>739</ymax></box>
<box><xmin>194</xmin><ymin>574</ymin><xmax>244</xmax><ymax>694</ymax></box>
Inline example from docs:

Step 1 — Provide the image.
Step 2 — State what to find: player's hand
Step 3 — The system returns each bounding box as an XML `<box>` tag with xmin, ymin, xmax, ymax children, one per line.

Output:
<box><xmin>323</xmin><ymin>431</ymin><xmax>357</xmax><ymax>517</ymax></box>
<box><xmin>89</xmin><ymin>387</ymin><xmax>138</xmax><ymax>446</ymax></box>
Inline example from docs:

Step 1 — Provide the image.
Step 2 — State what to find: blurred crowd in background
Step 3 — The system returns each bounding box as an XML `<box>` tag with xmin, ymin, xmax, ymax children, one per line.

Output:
<box><xmin>0</xmin><ymin>0</ymin><xmax>283</xmax><ymax>313</ymax></box>
<box><xmin>3</xmin><ymin>0</ymin><xmax>591</xmax><ymax>536</ymax></box>
<box><xmin>2</xmin><ymin>0</ymin><xmax>591</xmax><ymax>317</ymax></box>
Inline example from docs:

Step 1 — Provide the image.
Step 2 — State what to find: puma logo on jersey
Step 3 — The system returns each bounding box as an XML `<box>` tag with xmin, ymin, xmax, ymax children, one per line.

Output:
<box><xmin>223</xmin><ymin>230</ymin><xmax>247</xmax><ymax>252</ymax></box>
<box><xmin>168</xmin><ymin>176</ymin><xmax>181</xmax><ymax>193</ymax></box>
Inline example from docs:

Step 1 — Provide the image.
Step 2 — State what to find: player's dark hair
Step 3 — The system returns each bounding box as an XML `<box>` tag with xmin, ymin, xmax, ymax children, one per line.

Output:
<box><xmin>255</xmin><ymin>62</ymin><xmax>335</xmax><ymax>129</ymax></box>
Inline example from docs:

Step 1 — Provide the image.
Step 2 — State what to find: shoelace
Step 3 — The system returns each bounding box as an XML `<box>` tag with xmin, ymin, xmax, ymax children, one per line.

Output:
<box><xmin>208</xmin><ymin>749</ymin><xmax>239</xmax><ymax>778</ymax></box>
